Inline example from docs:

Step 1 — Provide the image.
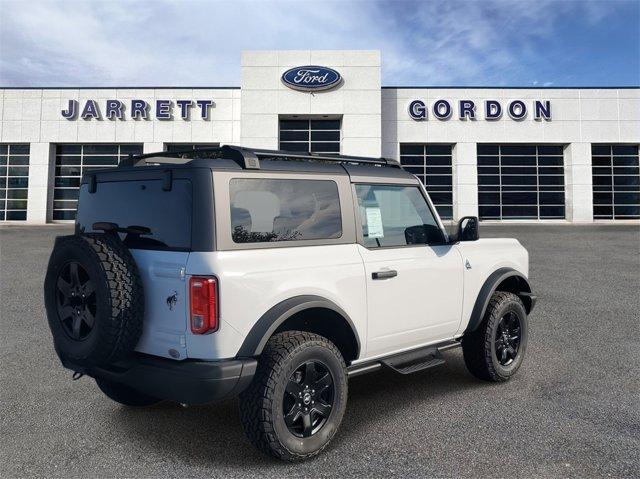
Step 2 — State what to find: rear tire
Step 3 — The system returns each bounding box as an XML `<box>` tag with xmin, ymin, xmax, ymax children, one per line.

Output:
<box><xmin>462</xmin><ymin>291</ymin><xmax>528</xmax><ymax>382</ymax></box>
<box><xmin>96</xmin><ymin>378</ymin><xmax>161</xmax><ymax>407</ymax></box>
<box><xmin>238</xmin><ymin>331</ymin><xmax>348</xmax><ymax>461</ymax></box>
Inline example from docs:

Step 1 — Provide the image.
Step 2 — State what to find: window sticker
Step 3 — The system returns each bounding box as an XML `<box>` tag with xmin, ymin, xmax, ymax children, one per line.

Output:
<box><xmin>365</xmin><ymin>207</ymin><xmax>384</xmax><ymax>238</ymax></box>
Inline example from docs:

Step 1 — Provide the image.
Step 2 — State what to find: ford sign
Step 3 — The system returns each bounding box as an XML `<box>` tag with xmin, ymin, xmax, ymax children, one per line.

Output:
<box><xmin>281</xmin><ymin>66</ymin><xmax>342</xmax><ymax>92</ymax></box>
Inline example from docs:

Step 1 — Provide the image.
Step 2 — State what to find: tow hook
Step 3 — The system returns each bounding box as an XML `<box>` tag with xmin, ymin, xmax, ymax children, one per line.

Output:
<box><xmin>72</xmin><ymin>371</ymin><xmax>84</xmax><ymax>381</ymax></box>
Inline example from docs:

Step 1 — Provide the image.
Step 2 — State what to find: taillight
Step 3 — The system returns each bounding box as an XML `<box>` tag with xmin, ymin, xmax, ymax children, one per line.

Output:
<box><xmin>189</xmin><ymin>276</ymin><xmax>218</xmax><ymax>334</ymax></box>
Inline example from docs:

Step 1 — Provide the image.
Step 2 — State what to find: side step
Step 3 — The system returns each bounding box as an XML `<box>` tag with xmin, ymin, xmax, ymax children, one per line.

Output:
<box><xmin>380</xmin><ymin>346</ymin><xmax>445</xmax><ymax>375</ymax></box>
<box><xmin>346</xmin><ymin>341</ymin><xmax>460</xmax><ymax>378</ymax></box>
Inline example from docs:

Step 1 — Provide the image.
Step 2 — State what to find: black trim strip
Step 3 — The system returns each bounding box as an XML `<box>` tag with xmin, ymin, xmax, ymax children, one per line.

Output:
<box><xmin>235</xmin><ymin>295</ymin><xmax>360</xmax><ymax>358</ymax></box>
<box><xmin>465</xmin><ymin>267</ymin><xmax>533</xmax><ymax>333</ymax></box>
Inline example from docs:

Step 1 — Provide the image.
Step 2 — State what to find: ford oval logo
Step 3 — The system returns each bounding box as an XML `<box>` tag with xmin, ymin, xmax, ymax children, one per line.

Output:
<box><xmin>281</xmin><ymin>65</ymin><xmax>342</xmax><ymax>92</ymax></box>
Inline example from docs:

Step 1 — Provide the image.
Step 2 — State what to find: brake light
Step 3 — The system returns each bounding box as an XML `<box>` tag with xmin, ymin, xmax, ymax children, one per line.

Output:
<box><xmin>189</xmin><ymin>276</ymin><xmax>218</xmax><ymax>334</ymax></box>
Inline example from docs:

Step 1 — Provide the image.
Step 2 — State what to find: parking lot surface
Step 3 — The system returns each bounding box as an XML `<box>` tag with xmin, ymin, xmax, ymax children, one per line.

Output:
<box><xmin>1</xmin><ymin>224</ymin><xmax>639</xmax><ymax>478</ymax></box>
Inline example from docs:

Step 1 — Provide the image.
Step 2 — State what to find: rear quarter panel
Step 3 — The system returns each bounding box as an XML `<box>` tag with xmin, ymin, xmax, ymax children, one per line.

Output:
<box><xmin>186</xmin><ymin>244</ymin><xmax>367</xmax><ymax>360</ymax></box>
<box><xmin>454</xmin><ymin>238</ymin><xmax>529</xmax><ymax>335</ymax></box>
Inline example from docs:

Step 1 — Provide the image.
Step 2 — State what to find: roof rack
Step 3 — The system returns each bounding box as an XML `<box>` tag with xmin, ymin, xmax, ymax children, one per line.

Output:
<box><xmin>121</xmin><ymin>145</ymin><xmax>401</xmax><ymax>170</ymax></box>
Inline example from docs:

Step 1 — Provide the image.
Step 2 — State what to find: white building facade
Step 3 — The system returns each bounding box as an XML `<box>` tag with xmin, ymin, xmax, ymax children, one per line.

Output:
<box><xmin>1</xmin><ymin>50</ymin><xmax>638</xmax><ymax>224</ymax></box>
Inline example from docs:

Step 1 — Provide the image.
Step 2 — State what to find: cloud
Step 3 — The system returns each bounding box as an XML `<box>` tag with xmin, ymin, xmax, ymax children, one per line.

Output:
<box><xmin>372</xmin><ymin>0</ymin><xmax>627</xmax><ymax>86</ymax></box>
<box><xmin>0</xmin><ymin>0</ymin><xmax>635</xmax><ymax>87</ymax></box>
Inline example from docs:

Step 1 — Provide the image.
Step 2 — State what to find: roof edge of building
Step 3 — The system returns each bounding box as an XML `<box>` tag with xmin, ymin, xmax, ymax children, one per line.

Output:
<box><xmin>1</xmin><ymin>85</ymin><xmax>638</xmax><ymax>90</ymax></box>
<box><xmin>0</xmin><ymin>86</ymin><xmax>242</xmax><ymax>90</ymax></box>
<box><xmin>381</xmin><ymin>86</ymin><xmax>640</xmax><ymax>90</ymax></box>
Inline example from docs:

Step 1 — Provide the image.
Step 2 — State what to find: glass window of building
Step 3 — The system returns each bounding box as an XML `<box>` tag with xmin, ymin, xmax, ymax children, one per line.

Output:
<box><xmin>279</xmin><ymin>119</ymin><xmax>340</xmax><ymax>154</ymax></box>
<box><xmin>592</xmin><ymin>144</ymin><xmax>640</xmax><ymax>219</ymax></box>
<box><xmin>400</xmin><ymin>144</ymin><xmax>453</xmax><ymax>219</ymax></box>
<box><xmin>0</xmin><ymin>144</ymin><xmax>30</xmax><ymax>221</ymax></box>
<box><xmin>53</xmin><ymin>144</ymin><xmax>143</xmax><ymax>220</ymax></box>
<box><xmin>477</xmin><ymin>144</ymin><xmax>565</xmax><ymax>220</ymax></box>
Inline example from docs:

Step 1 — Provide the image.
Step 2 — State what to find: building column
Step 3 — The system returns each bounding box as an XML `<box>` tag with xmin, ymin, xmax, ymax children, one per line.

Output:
<box><xmin>26</xmin><ymin>143</ymin><xmax>54</xmax><ymax>224</ymax></box>
<box><xmin>453</xmin><ymin>142</ymin><xmax>478</xmax><ymax>221</ymax></box>
<box><xmin>143</xmin><ymin>142</ymin><xmax>165</xmax><ymax>154</ymax></box>
<box><xmin>564</xmin><ymin>143</ymin><xmax>593</xmax><ymax>222</ymax></box>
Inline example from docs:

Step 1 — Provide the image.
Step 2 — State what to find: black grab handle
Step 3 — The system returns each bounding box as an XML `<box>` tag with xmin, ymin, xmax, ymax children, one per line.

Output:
<box><xmin>372</xmin><ymin>270</ymin><xmax>398</xmax><ymax>280</ymax></box>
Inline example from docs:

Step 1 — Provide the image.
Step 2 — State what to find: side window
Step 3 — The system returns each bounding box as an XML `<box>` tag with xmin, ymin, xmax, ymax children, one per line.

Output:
<box><xmin>355</xmin><ymin>184</ymin><xmax>444</xmax><ymax>248</ymax></box>
<box><xmin>229</xmin><ymin>178</ymin><xmax>342</xmax><ymax>243</ymax></box>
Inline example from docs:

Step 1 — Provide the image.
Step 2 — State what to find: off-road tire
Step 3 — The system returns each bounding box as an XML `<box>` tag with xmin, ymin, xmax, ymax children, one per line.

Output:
<box><xmin>96</xmin><ymin>377</ymin><xmax>161</xmax><ymax>407</ymax></box>
<box><xmin>44</xmin><ymin>234</ymin><xmax>144</xmax><ymax>368</ymax></box>
<box><xmin>462</xmin><ymin>291</ymin><xmax>528</xmax><ymax>382</ymax></box>
<box><xmin>238</xmin><ymin>331</ymin><xmax>348</xmax><ymax>461</ymax></box>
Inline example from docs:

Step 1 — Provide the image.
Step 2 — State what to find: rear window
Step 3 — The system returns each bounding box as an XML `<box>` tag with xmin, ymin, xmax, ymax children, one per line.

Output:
<box><xmin>76</xmin><ymin>179</ymin><xmax>192</xmax><ymax>250</ymax></box>
<box><xmin>229</xmin><ymin>178</ymin><xmax>342</xmax><ymax>243</ymax></box>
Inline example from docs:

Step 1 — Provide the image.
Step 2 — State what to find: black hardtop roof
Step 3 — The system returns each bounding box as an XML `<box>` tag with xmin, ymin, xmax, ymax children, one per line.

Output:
<box><xmin>118</xmin><ymin>145</ymin><xmax>413</xmax><ymax>179</ymax></box>
<box><xmin>79</xmin><ymin>145</ymin><xmax>418</xmax><ymax>200</ymax></box>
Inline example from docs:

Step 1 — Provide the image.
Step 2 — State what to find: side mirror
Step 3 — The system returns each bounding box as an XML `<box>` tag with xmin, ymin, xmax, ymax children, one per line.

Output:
<box><xmin>405</xmin><ymin>224</ymin><xmax>446</xmax><ymax>245</ymax></box>
<box><xmin>456</xmin><ymin>216</ymin><xmax>479</xmax><ymax>242</ymax></box>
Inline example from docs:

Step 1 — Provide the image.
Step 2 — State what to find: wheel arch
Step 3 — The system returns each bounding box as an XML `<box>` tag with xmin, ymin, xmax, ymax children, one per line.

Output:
<box><xmin>235</xmin><ymin>295</ymin><xmax>361</xmax><ymax>364</ymax></box>
<box><xmin>465</xmin><ymin>267</ymin><xmax>535</xmax><ymax>333</ymax></box>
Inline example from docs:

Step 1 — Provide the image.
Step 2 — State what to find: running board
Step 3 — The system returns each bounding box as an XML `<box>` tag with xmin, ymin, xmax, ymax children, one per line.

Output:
<box><xmin>347</xmin><ymin>341</ymin><xmax>459</xmax><ymax>377</ymax></box>
<box><xmin>347</xmin><ymin>362</ymin><xmax>382</xmax><ymax>378</ymax></box>
<box><xmin>381</xmin><ymin>346</ymin><xmax>445</xmax><ymax>375</ymax></box>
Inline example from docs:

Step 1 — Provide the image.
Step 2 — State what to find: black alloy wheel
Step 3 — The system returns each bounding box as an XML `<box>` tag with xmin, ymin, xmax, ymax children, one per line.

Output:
<box><xmin>283</xmin><ymin>360</ymin><xmax>334</xmax><ymax>438</ymax></box>
<box><xmin>56</xmin><ymin>261</ymin><xmax>97</xmax><ymax>341</ymax></box>
<box><xmin>494</xmin><ymin>311</ymin><xmax>521</xmax><ymax>366</ymax></box>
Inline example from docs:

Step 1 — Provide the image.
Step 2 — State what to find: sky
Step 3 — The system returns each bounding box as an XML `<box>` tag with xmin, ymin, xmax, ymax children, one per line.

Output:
<box><xmin>0</xmin><ymin>0</ymin><xmax>638</xmax><ymax>87</ymax></box>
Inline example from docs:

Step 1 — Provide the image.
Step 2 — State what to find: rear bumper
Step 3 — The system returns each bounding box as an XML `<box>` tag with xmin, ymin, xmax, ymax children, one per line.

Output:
<box><xmin>67</xmin><ymin>354</ymin><xmax>257</xmax><ymax>405</ymax></box>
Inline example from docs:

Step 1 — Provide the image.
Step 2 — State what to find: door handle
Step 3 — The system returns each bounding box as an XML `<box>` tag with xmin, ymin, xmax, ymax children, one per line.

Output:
<box><xmin>372</xmin><ymin>270</ymin><xmax>398</xmax><ymax>280</ymax></box>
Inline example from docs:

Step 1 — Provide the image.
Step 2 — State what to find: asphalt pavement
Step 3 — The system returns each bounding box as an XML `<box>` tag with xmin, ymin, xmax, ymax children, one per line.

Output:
<box><xmin>1</xmin><ymin>224</ymin><xmax>639</xmax><ymax>478</ymax></box>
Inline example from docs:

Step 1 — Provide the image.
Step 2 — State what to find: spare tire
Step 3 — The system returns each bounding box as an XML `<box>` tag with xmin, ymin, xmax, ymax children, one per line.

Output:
<box><xmin>44</xmin><ymin>233</ymin><xmax>144</xmax><ymax>368</ymax></box>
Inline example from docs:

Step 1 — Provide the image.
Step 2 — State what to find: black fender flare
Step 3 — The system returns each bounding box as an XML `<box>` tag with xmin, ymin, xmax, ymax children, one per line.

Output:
<box><xmin>464</xmin><ymin>267</ymin><xmax>536</xmax><ymax>334</ymax></box>
<box><xmin>235</xmin><ymin>295</ymin><xmax>361</xmax><ymax>358</ymax></box>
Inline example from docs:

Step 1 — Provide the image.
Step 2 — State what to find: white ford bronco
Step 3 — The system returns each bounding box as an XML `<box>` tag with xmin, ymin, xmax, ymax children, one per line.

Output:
<box><xmin>44</xmin><ymin>146</ymin><xmax>536</xmax><ymax>461</ymax></box>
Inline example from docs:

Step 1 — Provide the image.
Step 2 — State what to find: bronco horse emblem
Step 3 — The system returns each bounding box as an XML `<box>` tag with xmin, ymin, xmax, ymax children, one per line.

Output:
<box><xmin>166</xmin><ymin>291</ymin><xmax>178</xmax><ymax>311</ymax></box>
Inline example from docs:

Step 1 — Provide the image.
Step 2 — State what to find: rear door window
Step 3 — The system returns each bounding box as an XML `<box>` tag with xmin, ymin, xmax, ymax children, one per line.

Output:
<box><xmin>229</xmin><ymin>178</ymin><xmax>342</xmax><ymax>243</ymax></box>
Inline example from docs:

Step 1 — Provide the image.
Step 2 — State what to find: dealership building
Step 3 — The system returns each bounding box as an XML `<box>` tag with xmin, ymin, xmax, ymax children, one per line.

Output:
<box><xmin>0</xmin><ymin>50</ymin><xmax>638</xmax><ymax>224</ymax></box>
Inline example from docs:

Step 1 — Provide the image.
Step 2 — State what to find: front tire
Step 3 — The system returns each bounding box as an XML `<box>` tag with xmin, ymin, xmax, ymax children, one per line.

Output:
<box><xmin>239</xmin><ymin>331</ymin><xmax>348</xmax><ymax>461</ymax></box>
<box><xmin>462</xmin><ymin>291</ymin><xmax>528</xmax><ymax>382</ymax></box>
